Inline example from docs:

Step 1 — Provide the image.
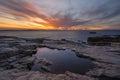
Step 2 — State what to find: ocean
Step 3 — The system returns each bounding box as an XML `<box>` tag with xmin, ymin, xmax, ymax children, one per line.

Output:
<box><xmin>0</xmin><ymin>30</ymin><xmax>120</xmax><ymax>42</ymax></box>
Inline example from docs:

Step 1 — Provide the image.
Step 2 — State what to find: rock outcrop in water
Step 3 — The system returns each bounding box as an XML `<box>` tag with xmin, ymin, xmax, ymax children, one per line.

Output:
<box><xmin>87</xmin><ymin>35</ymin><xmax>120</xmax><ymax>46</ymax></box>
<box><xmin>0</xmin><ymin>36</ymin><xmax>120</xmax><ymax>80</ymax></box>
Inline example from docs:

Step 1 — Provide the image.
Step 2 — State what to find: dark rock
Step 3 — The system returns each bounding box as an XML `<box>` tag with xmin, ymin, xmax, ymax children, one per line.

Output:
<box><xmin>87</xmin><ymin>35</ymin><xmax>120</xmax><ymax>46</ymax></box>
<box><xmin>40</xmin><ymin>65</ymin><xmax>50</xmax><ymax>72</ymax></box>
<box><xmin>7</xmin><ymin>56</ymin><xmax>17</xmax><ymax>63</ymax></box>
<box><xmin>89</xmin><ymin>32</ymin><xmax>96</xmax><ymax>34</ymax></box>
<box><xmin>75</xmin><ymin>52</ymin><xmax>96</xmax><ymax>61</ymax></box>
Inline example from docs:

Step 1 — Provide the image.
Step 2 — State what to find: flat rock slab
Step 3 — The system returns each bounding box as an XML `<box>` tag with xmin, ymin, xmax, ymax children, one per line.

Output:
<box><xmin>0</xmin><ymin>70</ymin><xmax>97</xmax><ymax>80</ymax></box>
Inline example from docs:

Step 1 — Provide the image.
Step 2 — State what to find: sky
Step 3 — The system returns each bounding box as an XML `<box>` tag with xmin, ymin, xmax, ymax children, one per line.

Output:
<box><xmin>0</xmin><ymin>0</ymin><xmax>120</xmax><ymax>30</ymax></box>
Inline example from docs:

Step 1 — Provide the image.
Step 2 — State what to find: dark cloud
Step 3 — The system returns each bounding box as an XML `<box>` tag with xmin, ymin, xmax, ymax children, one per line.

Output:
<box><xmin>49</xmin><ymin>0</ymin><xmax>120</xmax><ymax>28</ymax></box>
<box><xmin>47</xmin><ymin>13</ymin><xmax>91</xmax><ymax>28</ymax></box>
<box><xmin>86</xmin><ymin>0</ymin><xmax>120</xmax><ymax>27</ymax></box>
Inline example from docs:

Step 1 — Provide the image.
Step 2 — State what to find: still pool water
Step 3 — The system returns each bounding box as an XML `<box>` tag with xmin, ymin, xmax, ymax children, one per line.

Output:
<box><xmin>32</xmin><ymin>48</ymin><xmax>94</xmax><ymax>74</ymax></box>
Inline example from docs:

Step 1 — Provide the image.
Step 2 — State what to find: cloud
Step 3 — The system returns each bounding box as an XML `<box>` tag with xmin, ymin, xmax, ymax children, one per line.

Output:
<box><xmin>0</xmin><ymin>0</ymin><xmax>48</xmax><ymax>21</ymax></box>
<box><xmin>85</xmin><ymin>0</ymin><xmax>120</xmax><ymax>27</ymax></box>
<box><xmin>48</xmin><ymin>13</ymin><xmax>91</xmax><ymax>28</ymax></box>
<box><xmin>0</xmin><ymin>0</ymin><xmax>120</xmax><ymax>30</ymax></box>
<box><xmin>48</xmin><ymin>0</ymin><xmax>120</xmax><ymax>29</ymax></box>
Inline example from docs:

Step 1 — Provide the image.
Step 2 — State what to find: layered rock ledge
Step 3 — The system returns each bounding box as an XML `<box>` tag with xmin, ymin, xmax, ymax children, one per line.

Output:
<box><xmin>0</xmin><ymin>36</ymin><xmax>120</xmax><ymax>80</ymax></box>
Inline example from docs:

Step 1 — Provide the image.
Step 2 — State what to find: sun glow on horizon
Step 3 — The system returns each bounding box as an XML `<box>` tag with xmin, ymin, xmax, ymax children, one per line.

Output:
<box><xmin>0</xmin><ymin>16</ymin><xmax>110</xmax><ymax>30</ymax></box>
<box><xmin>0</xmin><ymin>0</ymin><xmax>119</xmax><ymax>30</ymax></box>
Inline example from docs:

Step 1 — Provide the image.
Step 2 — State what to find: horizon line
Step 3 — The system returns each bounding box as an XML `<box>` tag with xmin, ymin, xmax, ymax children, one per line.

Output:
<box><xmin>0</xmin><ymin>29</ymin><xmax>120</xmax><ymax>31</ymax></box>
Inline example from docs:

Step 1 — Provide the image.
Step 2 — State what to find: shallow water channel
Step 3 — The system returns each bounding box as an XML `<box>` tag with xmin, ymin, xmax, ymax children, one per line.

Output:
<box><xmin>32</xmin><ymin>48</ymin><xmax>94</xmax><ymax>74</ymax></box>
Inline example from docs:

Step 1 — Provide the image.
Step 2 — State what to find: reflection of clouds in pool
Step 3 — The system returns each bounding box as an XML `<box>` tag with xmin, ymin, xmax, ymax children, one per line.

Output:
<box><xmin>32</xmin><ymin>48</ymin><xmax>94</xmax><ymax>74</ymax></box>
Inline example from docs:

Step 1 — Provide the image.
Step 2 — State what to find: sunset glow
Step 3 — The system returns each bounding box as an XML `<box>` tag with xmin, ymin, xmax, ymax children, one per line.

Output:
<box><xmin>0</xmin><ymin>0</ymin><xmax>120</xmax><ymax>30</ymax></box>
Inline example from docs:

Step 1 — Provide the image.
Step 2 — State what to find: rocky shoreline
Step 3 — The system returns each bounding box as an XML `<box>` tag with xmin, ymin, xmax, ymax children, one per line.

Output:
<box><xmin>0</xmin><ymin>36</ymin><xmax>120</xmax><ymax>80</ymax></box>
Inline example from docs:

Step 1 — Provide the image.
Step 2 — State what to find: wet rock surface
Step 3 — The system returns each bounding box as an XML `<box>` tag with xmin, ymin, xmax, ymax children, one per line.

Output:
<box><xmin>0</xmin><ymin>36</ymin><xmax>120</xmax><ymax>80</ymax></box>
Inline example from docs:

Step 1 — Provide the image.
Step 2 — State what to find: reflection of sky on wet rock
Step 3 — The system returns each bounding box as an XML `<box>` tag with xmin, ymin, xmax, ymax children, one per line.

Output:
<box><xmin>32</xmin><ymin>48</ymin><xmax>94</xmax><ymax>74</ymax></box>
